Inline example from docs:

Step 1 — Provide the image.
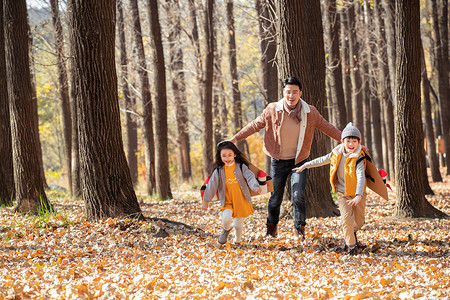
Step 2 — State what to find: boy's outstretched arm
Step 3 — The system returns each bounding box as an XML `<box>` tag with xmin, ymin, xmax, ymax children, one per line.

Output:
<box><xmin>293</xmin><ymin>152</ymin><xmax>333</xmax><ymax>172</ymax></box>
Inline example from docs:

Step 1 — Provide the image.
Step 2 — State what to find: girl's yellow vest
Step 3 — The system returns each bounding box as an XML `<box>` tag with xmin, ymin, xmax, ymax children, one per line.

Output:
<box><xmin>329</xmin><ymin>150</ymin><xmax>366</xmax><ymax>196</ymax></box>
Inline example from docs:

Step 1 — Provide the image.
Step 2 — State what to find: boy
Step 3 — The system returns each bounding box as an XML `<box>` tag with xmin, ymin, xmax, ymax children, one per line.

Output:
<box><xmin>293</xmin><ymin>122</ymin><xmax>366</xmax><ymax>255</ymax></box>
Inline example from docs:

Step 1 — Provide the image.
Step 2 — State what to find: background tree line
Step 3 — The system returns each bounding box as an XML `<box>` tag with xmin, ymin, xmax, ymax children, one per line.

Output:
<box><xmin>0</xmin><ymin>0</ymin><xmax>447</xmax><ymax>220</ymax></box>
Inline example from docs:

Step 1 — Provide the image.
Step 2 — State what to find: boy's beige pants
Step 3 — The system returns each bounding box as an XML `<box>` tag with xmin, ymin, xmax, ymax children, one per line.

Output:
<box><xmin>336</xmin><ymin>193</ymin><xmax>366</xmax><ymax>247</ymax></box>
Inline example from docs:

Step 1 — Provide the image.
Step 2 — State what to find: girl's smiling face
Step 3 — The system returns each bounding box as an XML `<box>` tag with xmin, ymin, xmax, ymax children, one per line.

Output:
<box><xmin>342</xmin><ymin>137</ymin><xmax>361</xmax><ymax>154</ymax></box>
<box><xmin>220</xmin><ymin>148</ymin><xmax>236</xmax><ymax>166</ymax></box>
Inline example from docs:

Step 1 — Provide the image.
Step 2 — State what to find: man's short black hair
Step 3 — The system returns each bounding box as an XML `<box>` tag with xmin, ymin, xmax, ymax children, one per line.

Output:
<box><xmin>282</xmin><ymin>77</ymin><xmax>302</xmax><ymax>90</ymax></box>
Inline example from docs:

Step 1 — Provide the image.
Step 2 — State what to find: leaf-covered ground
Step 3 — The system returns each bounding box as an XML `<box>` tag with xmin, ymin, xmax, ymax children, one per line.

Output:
<box><xmin>1</xmin><ymin>175</ymin><xmax>449</xmax><ymax>299</ymax></box>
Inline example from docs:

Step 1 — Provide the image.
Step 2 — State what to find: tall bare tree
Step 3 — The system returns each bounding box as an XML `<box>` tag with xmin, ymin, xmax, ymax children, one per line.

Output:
<box><xmin>393</xmin><ymin>0</ymin><xmax>446</xmax><ymax>218</ymax></box>
<box><xmin>165</xmin><ymin>0</ymin><xmax>192</xmax><ymax>183</ymax></box>
<box><xmin>4</xmin><ymin>0</ymin><xmax>52</xmax><ymax>213</ymax></box>
<box><xmin>431</xmin><ymin>0</ymin><xmax>449</xmax><ymax>175</ymax></box>
<box><xmin>28</xmin><ymin>22</ymin><xmax>48</xmax><ymax>190</ymax></box>
<box><xmin>255</xmin><ymin>0</ymin><xmax>277</xmax><ymax>108</ymax></box>
<box><xmin>50</xmin><ymin>0</ymin><xmax>72</xmax><ymax>194</ymax></box>
<box><xmin>339</xmin><ymin>4</ymin><xmax>352</xmax><ymax>126</ymax></box>
<box><xmin>117</xmin><ymin>0</ymin><xmax>138</xmax><ymax>186</ymax></box>
<box><xmin>322</xmin><ymin>0</ymin><xmax>346</xmax><ymax>130</ymax></box>
<box><xmin>347</xmin><ymin>0</ymin><xmax>364</xmax><ymax>139</ymax></box>
<box><xmin>421</xmin><ymin>43</ymin><xmax>442</xmax><ymax>182</ymax></box>
<box><xmin>202</xmin><ymin>0</ymin><xmax>215</xmax><ymax>176</ymax></box>
<box><xmin>68</xmin><ymin>0</ymin><xmax>143</xmax><ymax>220</ymax></box>
<box><xmin>255</xmin><ymin>0</ymin><xmax>277</xmax><ymax>173</ymax></box>
<box><xmin>148</xmin><ymin>0</ymin><xmax>172</xmax><ymax>199</ymax></box>
<box><xmin>0</xmin><ymin>0</ymin><xmax>15</xmax><ymax>206</ymax></box>
<box><xmin>130</xmin><ymin>0</ymin><xmax>155</xmax><ymax>194</ymax></box>
<box><xmin>226</xmin><ymin>0</ymin><xmax>249</xmax><ymax>156</ymax></box>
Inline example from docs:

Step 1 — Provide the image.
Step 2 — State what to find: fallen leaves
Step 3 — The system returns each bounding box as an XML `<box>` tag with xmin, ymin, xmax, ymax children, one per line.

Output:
<box><xmin>0</xmin><ymin>175</ymin><xmax>449</xmax><ymax>299</ymax></box>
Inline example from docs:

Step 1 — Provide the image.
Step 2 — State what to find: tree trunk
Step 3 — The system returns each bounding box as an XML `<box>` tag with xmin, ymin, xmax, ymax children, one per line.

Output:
<box><xmin>0</xmin><ymin>0</ymin><xmax>15</xmax><ymax>206</ymax></box>
<box><xmin>277</xmin><ymin>0</ymin><xmax>339</xmax><ymax>218</ymax></box>
<box><xmin>323</xmin><ymin>0</ymin><xmax>347</xmax><ymax>130</ymax></box>
<box><xmin>339</xmin><ymin>4</ymin><xmax>352</xmax><ymax>128</ymax></box>
<box><xmin>69</xmin><ymin>61</ymin><xmax>81</xmax><ymax>197</ymax></box>
<box><xmin>117</xmin><ymin>0</ymin><xmax>138</xmax><ymax>187</ymax></box>
<box><xmin>212</xmin><ymin>21</ymin><xmax>223</xmax><ymax>147</ymax></box>
<box><xmin>50</xmin><ymin>0</ymin><xmax>72</xmax><ymax>194</ymax></box>
<box><xmin>4</xmin><ymin>0</ymin><xmax>52</xmax><ymax>213</ymax></box>
<box><xmin>188</xmin><ymin>0</ymin><xmax>205</xmax><ymax>136</ymax></box>
<box><xmin>361</xmin><ymin>0</ymin><xmax>373</xmax><ymax>154</ymax></box>
<box><xmin>68</xmin><ymin>0</ymin><xmax>143</xmax><ymax>220</ymax></box>
<box><xmin>382</xmin><ymin>0</ymin><xmax>396</xmax><ymax>99</ymax></box>
<box><xmin>431</xmin><ymin>0</ymin><xmax>450</xmax><ymax>174</ymax></box>
<box><xmin>202</xmin><ymin>0</ymin><xmax>215</xmax><ymax>177</ymax></box>
<box><xmin>226</xmin><ymin>0</ymin><xmax>249</xmax><ymax>157</ymax></box>
<box><xmin>421</xmin><ymin>43</ymin><xmax>442</xmax><ymax>182</ymax></box>
<box><xmin>373</xmin><ymin>0</ymin><xmax>390</xmax><ymax>170</ymax></box>
<box><xmin>130</xmin><ymin>0</ymin><xmax>155</xmax><ymax>194</ymax></box>
<box><xmin>255</xmin><ymin>0</ymin><xmax>277</xmax><ymax>173</ymax></box>
<box><xmin>28</xmin><ymin>23</ymin><xmax>48</xmax><ymax>190</ymax></box>
<box><xmin>393</xmin><ymin>0</ymin><xmax>446</xmax><ymax>219</ymax></box>
<box><xmin>255</xmin><ymin>0</ymin><xmax>278</xmax><ymax>108</ymax></box>
<box><xmin>347</xmin><ymin>1</ymin><xmax>364</xmax><ymax>138</ymax></box>
<box><xmin>148</xmin><ymin>0</ymin><xmax>172</xmax><ymax>199</ymax></box>
<box><xmin>166</xmin><ymin>0</ymin><xmax>192</xmax><ymax>183</ymax></box>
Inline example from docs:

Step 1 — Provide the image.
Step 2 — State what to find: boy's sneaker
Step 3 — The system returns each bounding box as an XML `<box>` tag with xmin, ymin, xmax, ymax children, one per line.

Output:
<box><xmin>294</xmin><ymin>225</ymin><xmax>305</xmax><ymax>238</ymax></box>
<box><xmin>218</xmin><ymin>229</ymin><xmax>231</xmax><ymax>244</ymax></box>
<box><xmin>266</xmin><ymin>223</ymin><xmax>278</xmax><ymax>237</ymax></box>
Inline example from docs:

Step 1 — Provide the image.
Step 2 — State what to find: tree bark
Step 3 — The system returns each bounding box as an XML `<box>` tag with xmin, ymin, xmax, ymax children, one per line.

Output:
<box><xmin>372</xmin><ymin>0</ymin><xmax>391</xmax><ymax>171</ymax></box>
<box><xmin>255</xmin><ymin>0</ymin><xmax>278</xmax><ymax>107</ymax></box>
<box><xmin>117</xmin><ymin>0</ymin><xmax>138</xmax><ymax>187</ymax></box>
<box><xmin>68</xmin><ymin>0</ymin><xmax>143</xmax><ymax>220</ymax></box>
<box><xmin>188</xmin><ymin>0</ymin><xmax>205</xmax><ymax>132</ymax></box>
<box><xmin>212</xmin><ymin>14</ymin><xmax>224</xmax><ymax>147</ymax></box>
<box><xmin>226</xmin><ymin>0</ymin><xmax>249</xmax><ymax>157</ymax></box>
<box><xmin>277</xmin><ymin>0</ymin><xmax>339</xmax><ymax>218</ymax></box>
<box><xmin>28</xmin><ymin>22</ymin><xmax>48</xmax><ymax>190</ymax></box>
<box><xmin>165</xmin><ymin>0</ymin><xmax>192</xmax><ymax>183</ymax></box>
<box><xmin>393</xmin><ymin>0</ymin><xmax>446</xmax><ymax>218</ymax></box>
<box><xmin>4</xmin><ymin>0</ymin><xmax>52</xmax><ymax>213</ymax></box>
<box><xmin>130</xmin><ymin>0</ymin><xmax>155</xmax><ymax>194</ymax></box>
<box><xmin>50</xmin><ymin>0</ymin><xmax>72</xmax><ymax>194</ymax></box>
<box><xmin>339</xmin><ymin>4</ymin><xmax>352</xmax><ymax>127</ymax></box>
<box><xmin>148</xmin><ymin>0</ymin><xmax>172</xmax><ymax>199</ymax></box>
<box><xmin>202</xmin><ymin>0</ymin><xmax>215</xmax><ymax>177</ymax></box>
<box><xmin>69</xmin><ymin>60</ymin><xmax>81</xmax><ymax>197</ymax></box>
<box><xmin>431</xmin><ymin>0</ymin><xmax>450</xmax><ymax>174</ymax></box>
<box><xmin>255</xmin><ymin>0</ymin><xmax>277</xmax><ymax>173</ymax></box>
<box><xmin>347</xmin><ymin>1</ymin><xmax>364</xmax><ymax>139</ymax></box>
<box><xmin>420</xmin><ymin>43</ymin><xmax>442</xmax><ymax>182</ymax></box>
<box><xmin>361</xmin><ymin>0</ymin><xmax>372</xmax><ymax>153</ymax></box>
<box><xmin>382</xmin><ymin>0</ymin><xmax>396</xmax><ymax>99</ymax></box>
<box><xmin>323</xmin><ymin>0</ymin><xmax>347</xmax><ymax>130</ymax></box>
<box><xmin>0</xmin><ymin>0</ymin><xmax>15</xmax><ymax>205</ymax></box>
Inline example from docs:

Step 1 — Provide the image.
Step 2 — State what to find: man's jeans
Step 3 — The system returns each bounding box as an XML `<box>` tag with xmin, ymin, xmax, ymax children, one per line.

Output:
<box><xmin>267</xmin><ymin>158</ymin><xmax>308</xmax><ymax>229</ymax></box>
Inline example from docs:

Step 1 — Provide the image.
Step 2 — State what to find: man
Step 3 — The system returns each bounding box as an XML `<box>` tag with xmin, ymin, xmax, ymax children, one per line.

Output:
<box><xmin>230</xmin><ymin>77</ymin><xmax>341</xmax><ymax>238</ymax></box>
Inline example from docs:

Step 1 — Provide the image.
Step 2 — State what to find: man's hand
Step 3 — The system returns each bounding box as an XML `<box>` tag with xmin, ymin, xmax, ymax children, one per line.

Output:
<box><xmin>347</xmin><ymin>195</ymin><xmax>362</xmax><ymax>207</ymax></box>
<box><xmin>202</xmin><ymin>203</ymin><xmax>209</xmax><ymax>210</ymax></box>
<box><xmin>293</xmin><ymin>165</ymin><xmax>306</xmax><ymax>173</ymax></box>
<box><xmin>255</xmin><ymin>187</ymin><xmax>262</xmax><ymax>194</ymax></box>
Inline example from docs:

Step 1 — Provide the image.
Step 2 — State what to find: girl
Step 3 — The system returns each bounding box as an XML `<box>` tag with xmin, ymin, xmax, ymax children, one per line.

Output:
<box><xmin>202</xmin><ymin>141</ymin><xmax>261</xmax><ymax>245</ymax></box>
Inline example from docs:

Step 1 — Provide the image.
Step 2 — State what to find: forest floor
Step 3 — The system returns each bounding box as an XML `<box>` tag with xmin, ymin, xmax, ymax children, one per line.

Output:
<box><xmin>0</xmin><ymin>173</ymin><xmax>449</xmax><ymax>299</ymax></box>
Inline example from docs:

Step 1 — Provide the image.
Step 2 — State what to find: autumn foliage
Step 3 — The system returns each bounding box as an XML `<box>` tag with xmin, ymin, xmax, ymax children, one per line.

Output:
<box><xmin>0</xmin><ymin>174</ymin><xmax>449</xmax><ymax>299</ymax></box>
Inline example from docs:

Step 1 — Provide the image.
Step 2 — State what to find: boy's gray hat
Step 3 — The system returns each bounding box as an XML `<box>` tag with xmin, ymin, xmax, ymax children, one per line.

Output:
<box><xmin>341</xmin><ymin>122</ymin><xmax>361</xmax><ymax>140</ymax></box>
